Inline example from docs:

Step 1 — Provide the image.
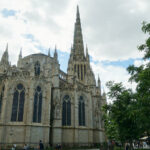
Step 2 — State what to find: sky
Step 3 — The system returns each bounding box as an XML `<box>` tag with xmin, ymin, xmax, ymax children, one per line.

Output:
<box><xmin>0</xmin><ymin>0</ymin><xmax>150</xmax><ymax>97</ymax></box>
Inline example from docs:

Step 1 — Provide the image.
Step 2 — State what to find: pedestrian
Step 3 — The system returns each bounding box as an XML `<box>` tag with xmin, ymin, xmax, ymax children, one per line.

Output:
<box><xmin>125</xmin><ymin>143</ymin><xmax>129</xmax><ymax>150</ymax></box>
<box><xmin>23</xmin><ymin>144</ymin><xmax>28</xmax><ymax>150</ymax></box>
<box><xmin>39</xmin><ymin>140</ymin><xmax>44</xmax><ymax>150</ymax></box>
<box><xmin>11</xmin><ymin>144</ymin><xmax>16</xmax><ymax>150</ymax></box>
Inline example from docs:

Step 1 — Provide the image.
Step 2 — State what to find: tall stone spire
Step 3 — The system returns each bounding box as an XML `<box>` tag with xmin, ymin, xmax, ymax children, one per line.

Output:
<box><xmin>67</xmin><ymin>6</ymin><xmax>96</xmax><ymax>86</ymax></box>
<box><xmin>73</xmin><ymin>5</ymin><xmax>84</xmax><ymax>57</ymax></box>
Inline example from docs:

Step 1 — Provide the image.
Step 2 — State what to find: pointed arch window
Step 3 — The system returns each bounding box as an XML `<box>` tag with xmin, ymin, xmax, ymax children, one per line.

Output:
<box><xmin>33</xmin><ymin>86</ymin><xmax>42</xmax><ymax>123</ymax></box>
<box><xmin>62</xmin><ymin>95</ymin><xmax>71</xmax><ymax>126</ymax></box>
<box><xmin>0</xmin><ymin>85</ymin><xmax>5</xmax><ymax>118</ymax></box>
<box><xmin>11</xmin><ymin>84</ymin><xmax>25</xmax><ymax>122</ymax></box>
<box><xmin>79</xmin><ymin>96</ymin><xmax>85</xmax><ymax>126</ymax></box>
<box><xmin>81</xmin><ymin>65</ymin><xmax>83</xmax><ymax>80</ymax></box>
<box><xmin>34</xmin><ymin>61</ymin><xmax>40</xmax><ymax>76</ymax></box>
<box><xmin>84</xmin><ymin>65</ymin><xmax>86</xmax><ymax>76</ymax></box>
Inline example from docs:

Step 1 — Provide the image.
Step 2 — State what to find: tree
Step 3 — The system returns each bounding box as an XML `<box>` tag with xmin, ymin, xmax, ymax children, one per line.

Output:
<box><xmin>103</xmin><ymin>22</ymin><xmax>150</xmax><ymax>147</ymax></box>
<box><xmin>127</xmin><ymin>22</ymin><xmax>150</xmax><ymax>137</ymax></box>
<box><xmin>103</xmin><ymin>104</ymin><xmax>119</xmax><ymax>141</ymax></box>
<box><xmin>103</xmin><ymin>81</ymin><xmax>141</xmax><ymax>146</ymax></box>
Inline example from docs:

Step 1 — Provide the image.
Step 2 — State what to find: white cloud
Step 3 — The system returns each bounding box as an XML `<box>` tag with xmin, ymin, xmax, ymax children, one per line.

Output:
<box><xmin>91</xmin><ymin>61</ymin><xmax>137</xmax><ymax>102</ymax></box>
<box><xmin>0</xmin><ymin>0</ymin><xmax>148</xmax><ymax>100</ymax></box>
<box><xmin>0</xmin><ymin>0</ymin><xmax>149</xmax><ymax>64</ymax></box>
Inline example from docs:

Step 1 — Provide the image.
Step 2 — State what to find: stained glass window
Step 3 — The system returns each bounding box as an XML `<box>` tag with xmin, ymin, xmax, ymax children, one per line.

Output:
<box><xmin>33</xmin><ymin>86</ymin><xmax>42</xmax><ymax>123</ymax></box>
<box><xmin>62</xmin><ymin>95</ymin><xmax>71</xmax><ymax>126</ymax></box>
<box><xmin>11</xmin><ymin>84</ymin><xmax>25</xmax><ymax>122</ymax></box>
<box><xmin>34</xmin><ymin>61</ymin><xmax>40</xmax><ymax>76</ymax></box>
<box><xmin>79</xmin><ymin>96</ymin><xmax>85</xmax><ymax>126</ymax></box>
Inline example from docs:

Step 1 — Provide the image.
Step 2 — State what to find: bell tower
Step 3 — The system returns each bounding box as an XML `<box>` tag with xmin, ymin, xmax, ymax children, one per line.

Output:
<box><xmin>67</xmin><ymin>6</ymin><xmax>96</xmax><ymax>86</ymax></box>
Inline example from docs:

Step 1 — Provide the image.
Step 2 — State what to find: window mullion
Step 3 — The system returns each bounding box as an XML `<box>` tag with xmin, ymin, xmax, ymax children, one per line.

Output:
<box><xmin>36</xmin><ymin>93</ymin><xmax>39</xmax><ymax>122</ymax></box>
<box><xmin>17</xmin><ymin>91</ymin><xmax>20</xmax><ymax>121</ymax></box>
<box><xmin>66</xmin><ymin>102</ymin><xmax>67</xmax><ymax>125</ymax></box>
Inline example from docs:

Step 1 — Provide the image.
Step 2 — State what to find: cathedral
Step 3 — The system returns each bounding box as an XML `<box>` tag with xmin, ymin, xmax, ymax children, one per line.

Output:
<box><xmin>0</xmin><ymin>6</ymin><xmax>106</xmax><ymax>147</ymax></box>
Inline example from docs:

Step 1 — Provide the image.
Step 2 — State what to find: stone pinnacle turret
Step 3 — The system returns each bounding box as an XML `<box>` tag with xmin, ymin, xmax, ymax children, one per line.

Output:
<box><xmin>0</xmin><ymin>43</ymin><xmax>9</xmax><ymax>66</ymax></box>
<box><xmin>86</xmin><ymin>45</ymin><xmax>90</xmax><ymax>62</ymax></box>
<box><xmin>48</xmin><ymin>48</ymin><xmax>51</xmax><ymax>57</ymax></box>
<box><xmin>19</xmin><ymin>48</ymin><xmax>22</xmax><ymax>59</ymax></box>
<box><xmin>54</xmin><ymin>45</ymin><xmax>58</xmax><ymax>63</ymax></box>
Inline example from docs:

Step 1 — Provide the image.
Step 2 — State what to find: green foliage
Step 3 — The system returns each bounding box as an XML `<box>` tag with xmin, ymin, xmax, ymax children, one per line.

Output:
<box><xmin>104</xmin><ymin>81</ymin><xmax>141</xmax><ymax>143</ymax></box>
<box><xmin>127</xmin><ymin>22</ymin><xmax>150</xmax><ymax>136</ymax></box>
<box><xmin>103</xmin><ymin>22</ymin><xmax>150</xmax><ymax>143</ymax></box>
<box><xmin>103</xmin><ymin>105</ymin><xmax>119</xmax><ymax>140</ymax></box>
<box><xmin>139</xmin><ymin>22</ymin><xmax>150</xmax><ymax>59</ymax></box>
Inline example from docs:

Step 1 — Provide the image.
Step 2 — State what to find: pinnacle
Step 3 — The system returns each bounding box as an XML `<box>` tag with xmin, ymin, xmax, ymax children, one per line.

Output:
<box><xmin>19</xmin><ymin>48</ymin><xmax>22</xmax><ymax>58</ymax></box>
<box><xmin>5</xmin><ymin>43</ymin><xmax>8</xmax><ymax>52</ymax></box>
<box><xmin>98</xmin><ymin>74</ymin><xmax>100</xmax><ymax>81</ymax></box>
<box><xmin>48</xmin><ymin>48</ymin><xmax>51</xmax><ymax>57</ymax></box>
<box><xmin>54</xmin><ymin>45</ymin><xmax>58</xmax><ymax>59</ymax></box>
<box><xmin>86</xmin><ymin>44</ymin><xmax>88</xmax><ymax>54</ymax></box>
<box><xmin>76</xmin><ymin>5</ymin><xmax>80</xmax><ymax>21</ymax></box>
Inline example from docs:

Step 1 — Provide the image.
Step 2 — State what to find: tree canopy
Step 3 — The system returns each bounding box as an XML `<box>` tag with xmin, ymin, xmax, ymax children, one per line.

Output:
<box><xmin>103</xmin><ymin>22</ymin><xmax>150</xmax><ymax>143</ymax></box>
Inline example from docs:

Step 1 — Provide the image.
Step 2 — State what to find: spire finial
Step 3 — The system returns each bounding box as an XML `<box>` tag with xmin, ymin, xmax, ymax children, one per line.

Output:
<box><xmin>55</xmin><ymin>45</ymin><xmax>57</xmax><ymax>52</ymax></box>
<box><xmin>98</xmin><ymin>74</ymin><xmax>100</xmax><ymax>81</ymax></box>
<box><xmin>76</xmin><ymin>5</ymin><xmax>80</xmax><ymax>21</ymax></box>
<box><xmin>86</xmin><ymin>44</ymin><xmax>88</xmax><ymax>54</ymax></box>
<box><xmin>54</xmin><ymin>45</ymin><xmax>58</xmax><ymax>59</ymax></box>
<box><xmin>5</xmin><ymin>43</ymin><xmax>8</xmax><ymax>52</ymax></box>
<box><xmin>48</xmin><ymin>48</ymin><xmax>51</xmax><ymax>57</ymax></box>
<box><xmin>19</xmin><ymin>47</ymin><xmax>22</xmax><ymax>59</ymax></box>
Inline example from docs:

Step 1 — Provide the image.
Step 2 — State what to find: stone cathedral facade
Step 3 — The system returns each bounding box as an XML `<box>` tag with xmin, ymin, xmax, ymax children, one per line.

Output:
<box><xmin>0</xmin><ymin>7</ymin><xmax>106</xmax><ymax>146</ymax></box>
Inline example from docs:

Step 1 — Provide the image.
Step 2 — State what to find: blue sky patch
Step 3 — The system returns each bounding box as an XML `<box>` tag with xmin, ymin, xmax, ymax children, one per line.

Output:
<box><xmin>58</xmin><ymin>50</ymin><xmax>70</xmax><ymax>72</ymax></box>
<box><xmin>91</xmin><ymin>58</ymin><xmax>142</xmax><ymax>68</ymax></box>
<box><xmin>1</xmin><ymin>9</ymin><xmax>17</xmax><ymax>17</ymax></box>
<box><xmin>23</xmin><ymin>34</ymin><xmax>35</xmax><ymax>41</ymax></box>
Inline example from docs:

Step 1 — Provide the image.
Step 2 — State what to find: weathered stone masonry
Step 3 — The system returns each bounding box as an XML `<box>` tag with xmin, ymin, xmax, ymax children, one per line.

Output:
<box><xmin>0</xmin><ymin>6</ymin><xmax>106</xmax><ymax>146</ymax></box>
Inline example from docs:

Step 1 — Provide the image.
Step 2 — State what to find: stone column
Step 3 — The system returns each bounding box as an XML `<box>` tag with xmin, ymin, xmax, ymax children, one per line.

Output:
<box><xmin>43</xmin><ymin>82</ymin><xmax>51</xmax><ymax>144</ymax></box>
<box><xmin>74</xmin><ymin>85</ymin><xmax>79</xmax><ymax>145</ymax></box>
<box><xmin>52</xmin><ymin>88</ymin><xmax>62</xmax><ymax>145</ymax></box>
<box><xmin>0</xmin><ymin>79</ymin><xmax>10</xmax><ymax>144</ymax></box>
<box><xmin>24</xmin><ymin>81</ymin><xmax>34</xmax><ymax>144</ymax></box>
